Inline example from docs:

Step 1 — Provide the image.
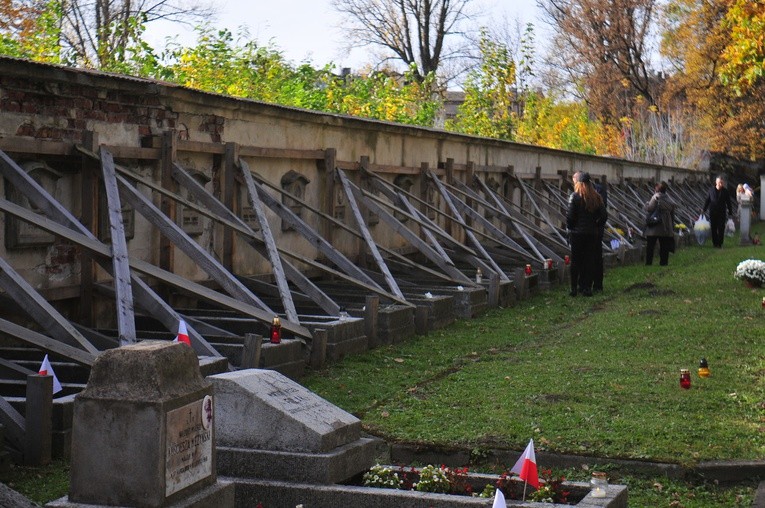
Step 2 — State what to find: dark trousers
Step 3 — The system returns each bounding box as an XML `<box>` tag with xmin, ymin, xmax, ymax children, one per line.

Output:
<box><xmin>570</xmin><ymin>234</ymin><xmax>597</xmax><ymax>293</ymax></box>
<box><xmin>646</xmin><ymin>236</ymin><xmax>673</xmax><ymax>265</ymax></box>
<box><xmin>710</xmin><ymin>213</ymin><xmax>726</xmax><ymax>247</ymax></box>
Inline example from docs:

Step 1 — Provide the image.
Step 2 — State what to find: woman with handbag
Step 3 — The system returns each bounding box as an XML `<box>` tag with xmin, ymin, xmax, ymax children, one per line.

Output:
<box><xmin>644</xmin><ymin>182</ymin><xmax>676</xmax><ymax>266</ymax></box>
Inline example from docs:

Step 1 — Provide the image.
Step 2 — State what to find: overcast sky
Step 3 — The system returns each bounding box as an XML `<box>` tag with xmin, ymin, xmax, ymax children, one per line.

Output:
<box><xmin>144</xmin><ymin>0</ymin><xmax>541</xmax><ymax>70</ymax></box>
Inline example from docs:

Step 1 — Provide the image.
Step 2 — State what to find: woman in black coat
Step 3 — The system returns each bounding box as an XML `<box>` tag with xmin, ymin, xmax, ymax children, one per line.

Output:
<box><xmin>566</xmin><ymin>173</ymin><xmax>607</xmax><ymax>296</ymax></box>
<box><xmin>644</xmin><ymin>182</ymin><xmax>676</xmax><ymax>266</ymax></box>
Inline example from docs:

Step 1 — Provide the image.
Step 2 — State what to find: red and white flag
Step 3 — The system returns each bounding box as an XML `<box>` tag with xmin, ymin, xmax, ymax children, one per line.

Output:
<box><xmin>492</xmin><ymin>487</ymin><xmax>507</xmax><ymax>508</ymax></box>
<box><xmin>38</xmin><ymin>354</ymin><xmax>62</xmax><ymax>394</ymax></box>
<box><xmin>510</xmin><ymin>438</ymin><xmax>539</xmax><ymax>488</ymax></box>
<box><xmin>174</xmin><ymin>319</ymin><xmax>190</xmax><ymax>345</ymax></box>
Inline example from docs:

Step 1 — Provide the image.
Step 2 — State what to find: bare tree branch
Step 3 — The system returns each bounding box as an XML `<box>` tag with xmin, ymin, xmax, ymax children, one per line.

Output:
<box><xmin>332</xmin><ymin>0</ymin><xmax>476</xmax><ymax>82</ymax></box>
<box><xmin>59</xmin><ymin>0</ymin><xmax>216</xmax><ymax>68</ymax></box>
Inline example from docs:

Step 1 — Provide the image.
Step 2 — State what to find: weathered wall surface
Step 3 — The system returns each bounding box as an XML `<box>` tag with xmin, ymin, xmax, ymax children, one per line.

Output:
<box><xmin>0</xmin><ymin>57</ymin><xmax>702</xmax><ymax>298</ymax></box>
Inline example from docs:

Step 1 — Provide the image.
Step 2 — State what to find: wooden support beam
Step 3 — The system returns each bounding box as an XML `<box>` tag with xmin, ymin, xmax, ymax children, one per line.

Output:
<box><xmin>24</xmin><ymin>374</ymin><xmax>52</xmax><ymax>465</ymax></box>
<box><xmin>251</xmin><ymin>171</ymin><xmax>385</xmax><ymax>292</ymax></box>
<box><xmin>514</xmin><ymin>175</ymin><xmax>570</xmax><ymax>245</ymax></box>
<box><xmin>349</xmin><ymin>184</ymin><xmax>473</xmax><ymax>285</ymax></box>
<box><xmin>238</xmin><ymin>159</ymin><xmax>299</xmax><ymax>324</ymax></box>
<box><xmin>447</xmin><ymin>188</ymin><xmax>536</xmax><ymax>260</ymax></box>
<box><xmin>100</xmin><ymin>148</ymin><xmax>137</xmax><ymax>345</ymax></box>
<box><xmin>320</xmin><ymin>148</ymin><xmax>337</xmax><ymax>246</ymax></box>
<box><xmin>363</xmin><ymin>173</ymin><xmax>478</xmax><ymax>257</ymax></box>
<box><xmin>0</xmin><ymin>395</ymin><xmax>25</xmax><ymax>452</ymax></box>
<box><xmin>1</xmin><ymin>148</ymin><xmax>223</xmax><ymax>357</ymax></box>
<box><xmin>242</xmin><ymin>334</ymin><xmax>262</xmax><ymax>369</ymax></box>
<box><xmin>444</xmin><ymin>159</ymin><xmax>454</xmax><ymax>236</ymax></box>
<box><xmin>447</xmin><ymin>178</ymin><xmax>543</xmax><ymax>259</ymax></box>
<box><xmin>0</xmin><ymin>317</ymin><xmax>96</xmax><ymax>366</ymax></box>
<box><xmin>112</xmin><ymin>161</ymin><xmax>275</xmax><ymax>316</ymax></box>
<box><xmin>473</xmin><ymin>177</ymin><xmax>565</xmax><ymax>261</ymax></box>
<box><xmin>0</xmin><ymin>197</ymin><xmax>312</xmax><ymax>341</ymax></box>
<box><xmin>427</xmin><ymin>170</ymin><xmax>510</xmax><ymax>281</ymax></box>
<box><xmin>222</xmin><ymin>142</ymin><xmax>238</xmax><ymax>270</ymax></box>
<box><xmin>171</xmin><ymin>162</ymin><xmax>340</xmax><ymax>315</ymax></box>
<box><xmin>336</xmin><ymin>168</ymin><xmax>404</xmax><ymax>300</ymax></box>
<box><xmin>160</xmin><ymin>130</ymin><xmax>177</xmax><ymax>275</ymax></box>
<box><xmin>0</xmin><ymin>256</ymin><xmax>100</xmax><ymax>355</ymax></box>
<box><xmin>251</xmin><ymin>171</ymin><xmax>453</xmax><ymax>284</ymax></box>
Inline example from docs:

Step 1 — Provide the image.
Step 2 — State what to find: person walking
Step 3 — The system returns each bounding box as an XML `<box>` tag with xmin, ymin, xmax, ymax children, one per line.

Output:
<box><xmin>567</xmin><ymin>172</ymin><xmax>606</xmax><ymax>297</ymax></box>
<box><xmin>702</xmin><ymin>175</ymin><xmax>734</xmax><ymax>248</ymax></box>
<box><xmin>644</xmin><ymin>182</ymin><xmax>676</xmax><ymax>266</ymax></box>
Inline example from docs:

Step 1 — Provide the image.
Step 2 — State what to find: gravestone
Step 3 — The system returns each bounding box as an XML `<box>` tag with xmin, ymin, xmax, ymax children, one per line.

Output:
<box><xmin>211</xmin><ymin>369</ymin><xmax>380</xmax><ymax>484</ymax></box>
<box><xmin>48</xmin><ymin>341</ymin><xmax>234</xmax><ymax>508</ymax></box>
<box><xmin>740</xmin><ymin>202</ymin><xmax>752</xmax><ymax>246</ymax></box>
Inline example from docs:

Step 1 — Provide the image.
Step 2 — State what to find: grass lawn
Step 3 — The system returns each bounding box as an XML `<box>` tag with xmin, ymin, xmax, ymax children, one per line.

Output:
<box><xmin>301</xmin><ymin>237</ymin><xmax>765</xmax><ymax>506</ymax></box>
<box><xmin>1</xmin><ymin>236</ymin><xmax>762</xmax><ymax>507</ymax></box>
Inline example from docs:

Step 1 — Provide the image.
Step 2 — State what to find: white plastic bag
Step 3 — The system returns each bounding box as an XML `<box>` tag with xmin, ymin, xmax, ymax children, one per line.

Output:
<box><xmin>694</xmin><ymin>214</ymin><xmax>711</xmax><ymax>245</ymax></box>
<box><xmin>725</xmin><ymin>218</ymin><xmax>736</xmax><ymax>237</ymax></box>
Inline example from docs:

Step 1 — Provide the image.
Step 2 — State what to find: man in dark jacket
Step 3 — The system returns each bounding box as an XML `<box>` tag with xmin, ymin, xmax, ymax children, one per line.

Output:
<box><xmin>702</xmin><ymin>175</ymin><xmax>734</xmax><ymax>248</ymax></box>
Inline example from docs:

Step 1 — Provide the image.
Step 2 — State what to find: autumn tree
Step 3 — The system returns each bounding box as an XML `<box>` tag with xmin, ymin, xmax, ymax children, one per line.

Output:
<box><xmin>159</xmin><ymin>27</ymin><xmax>441</xmax><ymax>126</ymax></box>
<box><xmin>445</xmin><ymin>29</ymin><xmax>517</xmax><ymax>139</ymax></box>
<box><xmin>715</xmin><ymin>0</ymin><xmax>765</xmax><ymax>159</ymax></box>
<box><xmin>661</xmin><ymin>0</ymin><xmax>765</xmax><ymax>161</ymax></box>
<box><xmin>0</xmin><ymin>0</ymin><xmax>63</xmax><ymax>62</ymax></box>
<box><xmin>538</xmin><ymin>0</ymin><xmax>661</xmax><ymax>124</ymax></box>
<box><xmin>331</xmin><ymin>0</ymin><xmax>476</xmax><ymax>83</ymax></box>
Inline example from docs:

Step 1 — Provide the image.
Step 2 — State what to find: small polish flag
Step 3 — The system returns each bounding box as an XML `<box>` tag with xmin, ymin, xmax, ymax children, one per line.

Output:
<box><xmin>174</xmin><ymin>319</ymin><xmax>190</xmax><ymax>345</ymax></box>
<box><xmin>510</xmin><ymin>438</ymin><xmax>539</xmax><ymax>488</ymax></box>
<box><xmin>492</xmin><ymin>487</ymin><xmax>507</xmax><ymax>508</ymax></box>
<box><xmin>38</xmin><ymin>354</ymin><xmax>63</xmax><ymax>394</ymax></box>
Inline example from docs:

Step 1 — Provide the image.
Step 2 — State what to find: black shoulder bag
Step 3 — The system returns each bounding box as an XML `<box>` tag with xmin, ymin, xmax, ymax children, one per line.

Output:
<box><xmin>646</xmin><ymin>199</ymin><xmax>662</xmax><ymax>227</ymax></box>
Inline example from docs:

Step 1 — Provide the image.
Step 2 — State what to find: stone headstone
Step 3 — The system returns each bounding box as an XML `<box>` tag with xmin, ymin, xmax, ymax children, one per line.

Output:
<box><xmin>50</xmin><ymin>341</ymin><xmax>233</xmax><ymax>508</ymax></box>
<box><xmin>211</xmin><ymin>369</ymin><xmax>380</xmax><ymax>484</ymax></box>
<box><xmin>740</xmin><ymin>202</ymin><xmax>752</xmax><ymax>246</ymax></box>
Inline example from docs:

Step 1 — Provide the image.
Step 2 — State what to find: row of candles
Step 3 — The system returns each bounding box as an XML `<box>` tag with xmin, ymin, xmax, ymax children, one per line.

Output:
<box><xmin>475</xmin><ymin>257</ymin><xmax>571</xmax><ymax>284</ymax></box>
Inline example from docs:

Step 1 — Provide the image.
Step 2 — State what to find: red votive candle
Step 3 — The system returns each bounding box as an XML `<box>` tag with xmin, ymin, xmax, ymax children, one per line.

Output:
<box><xmin>680</xmin><ymin>369</ymin><xmax>691</xmax><ymax>389</ymax></box>
<box><xmin>270</xmin><ymin>316</ymin><xmax>282</xmax><ymax>344</ymax></box>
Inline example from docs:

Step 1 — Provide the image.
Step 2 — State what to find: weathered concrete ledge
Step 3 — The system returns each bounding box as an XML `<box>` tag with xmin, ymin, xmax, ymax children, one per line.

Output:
<box><xmin>216</xmin><ymin>438</ymin><xmax>380</xmax><ymax>484</ymax></box>
<box><xmin>227</xmin><ymin>476</ymin><xmax>627</xmax><ymax>508</ymax></box>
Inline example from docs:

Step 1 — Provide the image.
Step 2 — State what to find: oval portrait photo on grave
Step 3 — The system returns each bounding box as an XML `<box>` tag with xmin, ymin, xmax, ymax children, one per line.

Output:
<box><xmin>202</xmin><ymin>395</ymin><xmax>213</xmax><ymax>430</ymax></box>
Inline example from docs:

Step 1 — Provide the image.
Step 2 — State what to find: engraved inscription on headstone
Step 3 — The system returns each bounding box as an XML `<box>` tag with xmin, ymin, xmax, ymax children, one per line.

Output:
<box><xmin>165</xmin><ymin>395</ymin><xmax>213</xmax><ymax>496</ymax></box>
<box><xmin>267</xmin><ymin>386</ymin><xmax>323</xmax><ymax>415</ymax></box>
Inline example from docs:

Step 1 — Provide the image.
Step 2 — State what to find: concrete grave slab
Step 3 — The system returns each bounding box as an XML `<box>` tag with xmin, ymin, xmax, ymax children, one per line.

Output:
<box><xmin>210</xmin><ymin>369</ymin><xmax>379</xmax><ymax>484</ymax></box>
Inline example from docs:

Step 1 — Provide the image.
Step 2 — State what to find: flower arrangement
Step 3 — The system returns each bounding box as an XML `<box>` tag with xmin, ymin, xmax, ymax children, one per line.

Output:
<box><xmin>363</xmin><ymin>464</ymin><xmax>402</xmax><ymax>489</ymax></box>
<box><xmin>734</xmin><ymin>259</ymin><xmax>765</xmax><ymax>286</ymax></box>
<box><xmin>480</xmin><ymin>469</ymin><xmax>570</xmax><ymax>503</ymax></box>
<box><xmin>607</xmin><ymin>227</ymin><xmax>624</xmax><ymax>236</ymax></box>
<box><xmin>413</xmin><ymin>464</ymin><xmax>453</xmax><ymax>493</ymax></box>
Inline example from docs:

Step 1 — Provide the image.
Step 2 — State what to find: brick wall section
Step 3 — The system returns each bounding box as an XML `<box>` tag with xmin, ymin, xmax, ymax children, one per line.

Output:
<box><xmin>0</xmin><ymin>75</ymin><xmax>179</xmax><ymax>143</ymax></box>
